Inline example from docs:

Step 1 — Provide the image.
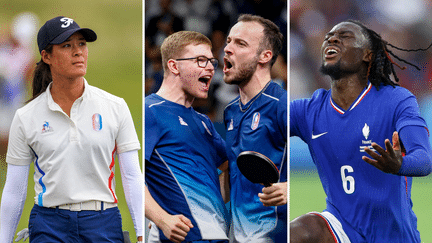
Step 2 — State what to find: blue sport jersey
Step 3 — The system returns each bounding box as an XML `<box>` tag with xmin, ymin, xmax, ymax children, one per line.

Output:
<box><xmin>224</xmin><ymin>81</ymin><xmax>287</xmax><ymax>243</ymax></box>
<box><xmin>291</xmin><ymin>82</ymin><xmax>431</xmax><ymax>242</ymax></box>
<box><xmin>145</xmin><ymin>94</ymin><xmax>229</xmax><ymax>242</ymax></box>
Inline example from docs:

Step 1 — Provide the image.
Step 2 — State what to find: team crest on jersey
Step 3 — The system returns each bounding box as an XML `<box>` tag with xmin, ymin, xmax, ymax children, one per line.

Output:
<box><xmin>251</xmin><ymin>112</ymin><xmax>260</xmax><ymax>130</ymax></box>
<box><xmin>201</xmin><ymin>121</ymin><xmax>212</xmax><ymax>136</ymax></box>
<box><xmin>179</xmin><ymin>116</ymin><xmax>188</xmax><ymax>126</ymax></box>
<box><xmin>228</xmin><ymin>119</ymin><xmax>234</xmax><ymax>131</ymax></box>
<box><xmin>359</xmin><ymin>123</ymin><xmax>375</xmax><ymax>152</ymax></box>
<box><xmin>41</xmin><ymin>121</ymin><xmax>53</xmax><ymax>133</ymax></box>
<box><xmin>92</xmin><ymin>113</ymin><xmax>103</xmax><ymax>131</ymax></box>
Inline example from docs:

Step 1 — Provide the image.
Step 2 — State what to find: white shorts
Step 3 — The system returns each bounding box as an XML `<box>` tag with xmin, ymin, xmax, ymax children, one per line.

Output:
<box><xmin>309</xmin><ymin>211</ymin><xmax>351</xmax><ymax>243</ymax></box>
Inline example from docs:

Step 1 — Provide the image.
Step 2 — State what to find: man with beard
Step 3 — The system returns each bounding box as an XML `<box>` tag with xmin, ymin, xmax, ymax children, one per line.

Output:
<box><xmin>223</xmin><ymin>14</ymin><xmax>287</xmax><ymax>243</ymax></box>
<box><xmin>290</xmin><ymin>20</ymin><xmax>432</xmax><ymax>242</ymax></box>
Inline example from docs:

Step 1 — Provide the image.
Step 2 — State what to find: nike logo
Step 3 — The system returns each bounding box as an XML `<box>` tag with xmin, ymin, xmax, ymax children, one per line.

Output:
<box><xmin>312</xmin><ymin>132</ymin><xmax>328</xmax><ymax>139</ymax></box>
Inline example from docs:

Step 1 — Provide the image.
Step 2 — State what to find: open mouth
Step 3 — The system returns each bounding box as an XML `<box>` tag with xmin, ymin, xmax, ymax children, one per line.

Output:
<box><xmin>198</xmin><ymin>76</ymin><xmax>211</xmax><ymax>91</ymax></box>
<box><xmin>224</xmin><ymin>58</ymin><xmax>233</xmax><ymax>72</ymax></box>
<box><xmin>324</xmin><ymin>47</ymin><xmax>340</xmax><ymax>58</ymax></box>
<box><xmin>199</xmin><ymin>75</ymin><xmax>211</xmax><ymax>85</ymax></box>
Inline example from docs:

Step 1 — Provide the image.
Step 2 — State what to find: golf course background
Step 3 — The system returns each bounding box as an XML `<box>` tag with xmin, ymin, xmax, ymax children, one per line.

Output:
<box><xmin>0</xmin><ymin>0</ymin><xmax>142</xmax><ymax>241</ymax></box>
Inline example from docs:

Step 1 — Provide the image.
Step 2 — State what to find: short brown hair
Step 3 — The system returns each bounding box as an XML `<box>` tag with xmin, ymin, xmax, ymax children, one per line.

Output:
<box><xmin>238</xmin><ymin>14</ymin><xmax>284</xmax><ymax>67</ymax></box>
<box><xmin>160</xmin><ymin>31</ymin><xmax>212</xmax><ymax>74</ymax></box>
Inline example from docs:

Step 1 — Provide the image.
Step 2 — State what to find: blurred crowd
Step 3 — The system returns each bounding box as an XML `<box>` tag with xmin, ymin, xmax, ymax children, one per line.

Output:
<box><xmin>145</xmin><ymin>0</ymin><xmax>288</xmax><ymax>127</ymax></box>
<box><xmin>290</xmin><ymin>0</ymin><xmax>432</xmax><ymax>100</ymax></box>
<box><xmin>0</xmin><ymin>12</ymin><xmax>38</xmax><ymax>167</ymax></box>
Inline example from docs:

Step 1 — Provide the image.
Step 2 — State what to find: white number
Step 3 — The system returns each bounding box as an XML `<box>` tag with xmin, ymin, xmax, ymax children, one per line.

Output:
<box><xmin>341</xmin><ymin>165</ymin><xmax>355</xmax><ymax>194</ymax></box>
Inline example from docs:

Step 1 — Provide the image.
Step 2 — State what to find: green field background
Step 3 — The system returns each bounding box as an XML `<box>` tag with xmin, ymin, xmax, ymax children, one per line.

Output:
<box><xmin>0</xmin><ymin>0</ymin><xmax>142</xmax><ymax>241</ymax></box>
<box><xmin>290</xmin><ymin>171</ymin><xmax>432</xmax><ymax>242</ymax></box>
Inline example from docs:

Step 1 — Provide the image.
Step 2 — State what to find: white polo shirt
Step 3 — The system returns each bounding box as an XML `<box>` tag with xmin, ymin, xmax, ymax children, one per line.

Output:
<box><xmin>6</xmin><ymin>79</ymin><xmax>140</xmax><ymax>207</ymax></box>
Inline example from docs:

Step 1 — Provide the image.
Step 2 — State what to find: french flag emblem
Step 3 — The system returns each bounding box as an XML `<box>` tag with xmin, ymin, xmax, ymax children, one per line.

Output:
<box><xmin>251</xmin><ymin>112</ymin><xmax>260</xmax><ymax>130</ymax></box>
<box><xmin>92</xmin><ymin>113</ymin><xmax>102</xmax><ymax>131</ymax></box>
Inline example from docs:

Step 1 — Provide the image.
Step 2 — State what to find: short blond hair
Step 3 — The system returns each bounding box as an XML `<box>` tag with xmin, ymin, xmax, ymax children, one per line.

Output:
<box><xmin>160</xmin><ymin>31</ymin><xmax>212</xmax><ymax>74</ymax></box>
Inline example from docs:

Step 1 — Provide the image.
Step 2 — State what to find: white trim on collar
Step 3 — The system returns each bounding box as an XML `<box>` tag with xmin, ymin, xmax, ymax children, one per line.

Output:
<box><xmin>330</xmin><ymin>82</ymin><xmax>372</xmax><ymax>114</ymax></box>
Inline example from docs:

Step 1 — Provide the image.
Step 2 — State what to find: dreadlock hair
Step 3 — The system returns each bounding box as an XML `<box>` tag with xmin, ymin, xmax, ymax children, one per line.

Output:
<box><xmin>346</xmin><ymin>20</ymin><xmax>432</xmax><ymax>90</ymax></box>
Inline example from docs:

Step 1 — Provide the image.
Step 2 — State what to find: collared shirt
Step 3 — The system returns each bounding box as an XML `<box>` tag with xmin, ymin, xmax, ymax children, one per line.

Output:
<box><xmin>6</xmin><ymin>79</ymin><xmax>140</xmax><ymax>207</ymax></box>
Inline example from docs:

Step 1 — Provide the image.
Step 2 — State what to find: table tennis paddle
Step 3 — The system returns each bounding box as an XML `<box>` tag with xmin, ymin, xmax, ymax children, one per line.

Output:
<box><xmin>236</xmin><ymin>151</ymin><xmax>279</xmax><ymax>187</ymax></box>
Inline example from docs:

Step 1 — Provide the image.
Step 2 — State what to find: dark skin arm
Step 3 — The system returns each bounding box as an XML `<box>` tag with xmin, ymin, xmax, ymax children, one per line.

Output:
<box><xmin>290</xmin><ymin>214</ymin><xmax>335</xmax><ymax>243</ymax></box>
<box><xmin>362</xmin><ymin>131</ymin><xmax>402</xmax><ymax>174</ymax></box>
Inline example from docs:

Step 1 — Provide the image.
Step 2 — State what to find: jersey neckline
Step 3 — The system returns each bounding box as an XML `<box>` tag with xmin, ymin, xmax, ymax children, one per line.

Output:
<box><xmin>239</xmin><ymin>80</ymin><xmax>273</xmax><ymax>112</ymax></box>
<box><xmin>329</xmin><ymin>82</ymin><xmax>372</xmax><ymax>114</ymax></box>
<box><xmin>149</xmin><ymin>93</ymin><xmax>193</xmax><ymax>111</ymax></box>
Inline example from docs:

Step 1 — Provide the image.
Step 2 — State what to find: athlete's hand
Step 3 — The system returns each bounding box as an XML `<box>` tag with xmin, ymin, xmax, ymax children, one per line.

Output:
<box><xmin>159</xmin><ymin>214</ymin><xmax>193</xmax><ymax>243</ymax></box>
<box><xmin>15</xmin><ymin>228</ymin><xmax>29</xmax><ymax>242</ymax></box>
<box><xmin>362</xmin><ymin>131</ymin><xmax>403</xmax><ymax>174</ymax></box>
<box><xmin>258</xmin><ymin>182</ymin><xmax>287</xmax><ymax>206</ymax></box>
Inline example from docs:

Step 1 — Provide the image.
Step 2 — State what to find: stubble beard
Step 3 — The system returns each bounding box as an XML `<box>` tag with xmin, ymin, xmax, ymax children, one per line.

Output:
<box><xmin>320</xmin><ymin>60</ymin><xmax>343</xmax><ymax>80</ymax></box>
<box><xmin>223</xmin><ymin>57</ymin><xmax>258</xmax><ymax>86</ymax></box>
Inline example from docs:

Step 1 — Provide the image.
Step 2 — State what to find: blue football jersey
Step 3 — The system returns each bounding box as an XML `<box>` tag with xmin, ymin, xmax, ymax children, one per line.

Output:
<box><xmin>291</xmin><ymin>82</ymin><xmax>427</xmax><ymax>242</ymax></box>
<box><xmin>224</xmin><ymin>81</ymin><xmax>287</xmax><ymax>243</ymax></box>
<box><xmin>145</xmin><ymin>94</ymin><xmax>229</xmax><ymax>242</ymax></box>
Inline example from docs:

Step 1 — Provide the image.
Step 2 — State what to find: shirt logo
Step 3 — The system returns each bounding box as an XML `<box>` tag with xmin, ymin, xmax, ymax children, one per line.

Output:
<box><xmin>362</xmin><ymin>123</ymin><xmax>370</xmax><ymax>139</ymax></box>
<box><xmin>42</xmin><ymin>121</ymin><xmax>53</xmax><ymax>133</ymax></box>
<box><xmin>360</xmin><ymin>123</ymin><xmax>375</xmax><ymax>152</ymax></box>
<box><xmin>251</xmin><ymin>112</ymin><xmax>260</xmax><ymax>130</ymax></box>
<box><xmin>92</xmin><ymin>113</ymin><xmax>103</xmax><ymax>131</ymax></box>
<box><xmin>179</xmin><ymin>116</ymin><xmax>188</xmax><ymax>126</ymax></box>
<box><xmin>202</xmin><ymin>121</ymin><xmax>212</xmax><ymax>136</ymax></box>
<box><xmin>60</xmin><ymin>17</ymin><xmax>74</xmax><ymax>28</ymax></box>
<box><xmin>311</xmin><ymin>132</ymin><xmax>327</xmax><ymax>139</ymax></box>
<box><xmin>227</xmin><ymin>119</ymin><xmax>234</xmax><ymax>131</ymax></box>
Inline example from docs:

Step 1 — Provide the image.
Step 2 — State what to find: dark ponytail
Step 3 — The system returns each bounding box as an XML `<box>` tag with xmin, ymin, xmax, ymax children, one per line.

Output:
<box><xmin>28</xmin><ymin>45</ymin><xmax>53</xmax><ymax>102</ymax></box>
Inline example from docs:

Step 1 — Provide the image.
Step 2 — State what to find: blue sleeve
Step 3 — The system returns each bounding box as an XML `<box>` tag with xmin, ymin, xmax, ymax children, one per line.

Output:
<box><xmin>397</xmin><ymin>125</ymin><xmax>432</xmax><ymax>176</ymax></box>
<box><xmin>144</xmin><ymin>106</ymin><xmax>161</xmax><ymax>161</ymax></box>
<box><xmin>395</xmin><ymin>92</ymin><xmax>426</xmax><ymax>129</ymax></box>
<box><xmin>208</xmin><ymin>119</ymin><xmax>228</xmax><ymax>168</ymax></box>
<box><xmin>290</xmin><ymin>98</ymin><xmax>307</xmax><ymax>140</ymax></box>
<box><xmin>278</xmin><ymin>92</ymin><xmax>287</xmax><ymax>141</ymax></box>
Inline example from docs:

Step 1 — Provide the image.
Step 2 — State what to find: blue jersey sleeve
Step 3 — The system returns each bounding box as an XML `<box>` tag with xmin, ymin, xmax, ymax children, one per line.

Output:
<box><xmin>205</xmin><ymin>116</ymin><xmax>228</xmax><ymax>168</ymax></box>
<box><xmin>278</xmin><ymin>92</ymin><xmax>287</xmax><ymax>141</ymax></box>
<box><xmin>398</xmin><ymin>125</ymin><xmax>432</xmax><ymax>176</ymax></box>
<box><xmin>290</xmin><ymin>98</ymin><xmax>308</xmax><ymax>141</ymax></box>
<box><xmin>392</xmin><ymin>88</ymin><xmax>432</xmax><ymax>176</ymax></box>
<box><xmin>394</xmin><ymin>90</ymin><xmax>426</xmax><ymax>130</ymax></box>
<box><xmin>144</xmin><ymin>105</ymin><xmax>160</xmax><ymax>161</ymax></box>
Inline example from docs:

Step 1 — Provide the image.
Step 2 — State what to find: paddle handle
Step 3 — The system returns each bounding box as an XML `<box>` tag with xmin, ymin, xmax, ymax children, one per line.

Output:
<box><xmin>264</xmin><ymin>182</ymin><xmax>272</xmax><ymax>187</ymax></box>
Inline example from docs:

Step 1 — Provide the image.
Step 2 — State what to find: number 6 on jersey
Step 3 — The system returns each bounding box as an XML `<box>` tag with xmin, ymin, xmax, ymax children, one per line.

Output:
<box><xmin>341</xmin><ymin>165</ymin><xmax>355</xmax><ymax>194</ymax></box>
